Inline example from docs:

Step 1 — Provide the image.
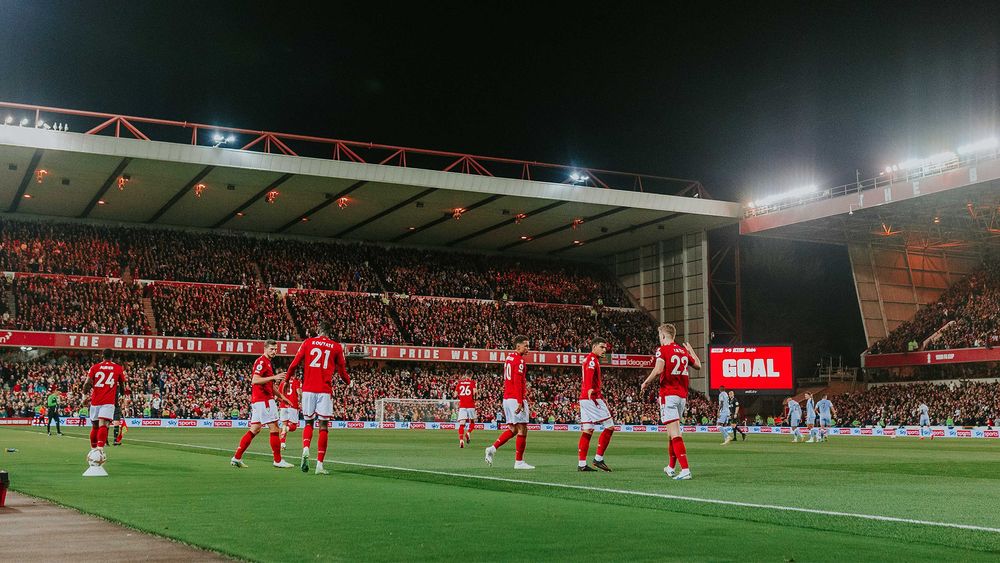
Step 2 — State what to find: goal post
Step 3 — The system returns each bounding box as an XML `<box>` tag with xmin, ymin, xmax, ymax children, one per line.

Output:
<box><xmin>375</xmin><ymin>398</ymin><xmax>459</xmax><ymax>424</ymax></box>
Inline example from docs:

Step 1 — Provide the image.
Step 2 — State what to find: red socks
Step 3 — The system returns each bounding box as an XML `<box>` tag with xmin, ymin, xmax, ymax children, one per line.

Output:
<box><xmin>302</xmin><ymin>424</ymin><xmax>314</xmax><ymax>449</ymax></box>
<box><xmin>466</xmin><ymin>424</ymin><xmax>473</xmax><ymax>440</ymax></box>
<box><xmin>667</xmin><ymin>437</ymin><xmax>676</xmax><ymax>469</ymax></box>
<box><xmin>596</xmin><ymin>429</ymin><xmax>613</xmax><ymax>457</ymax></box>
<box><xmin>493</xmin><ymin>429</ymin><xmax>514</xmax><ymax>449</ymax></box>
<box><xmin>96</xmin><ymin>426</ymin><xmax>109</xmax><ymax>448</ymax></box>
<box><xmin>269</xmin><ymin>432</ymin><xmax>281</xmax><ymax>462</ymax></box>
<box><xmin>515</xmin><ymin>435</ymin><xmax>526</xmax><ymax>461</ymax></box>
<box><xmin>317</xmin><ymin>429</ymin><xmax>329</xmax><ymax>462</ymax></box>
<box><xmin>458</xmin><ymin>423</ymin><xmax>465</xmax><ymax>441</ymax></box>
<box><xmin>235</xmin><ymin>430</ymin><xmax>254</xmax><ymax>459</ymax></box>
<box><xmin>578</xmin><ymin>433</ymin><xmax>593</xmax><ymax>461</ymax></box>
<box><xmin>670</xmin><ymin>436</ymin><xmax>688</xmax><ymax>470</ymax></box>
<box><xmin>89</xmin><ymin>425</ymin><xmax>98</xmax><ymax>448</ymax></box>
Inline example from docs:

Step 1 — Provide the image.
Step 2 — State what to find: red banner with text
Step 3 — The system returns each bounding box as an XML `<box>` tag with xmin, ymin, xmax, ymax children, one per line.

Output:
<box><xmin>0</xmin><ymin>330</ymin><xmax>653</xmax><ymax>368</ymax></box>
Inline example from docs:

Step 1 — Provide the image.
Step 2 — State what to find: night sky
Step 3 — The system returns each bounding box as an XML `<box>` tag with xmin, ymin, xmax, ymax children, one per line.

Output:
<box><xmin>1</xmin><ymin>1</ymin><xmax>997</xmax><ymax>371</ymax></box>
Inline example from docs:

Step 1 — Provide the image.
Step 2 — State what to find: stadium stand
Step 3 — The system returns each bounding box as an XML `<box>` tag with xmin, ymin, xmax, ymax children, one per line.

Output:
<box><xmin>0</xmin><ymin>353</ymin><xmax>712</xmax><ymax>425</ymax></box>
<box><xmin>835</xmin><ymin>381</ymin><xmax>1000</xmax><ymax>426</ymax></box>
<box><xmin>149</xmin><ymin>283</ymin><xmax>298</xmax><ymax>341</ymax></box>
<box><xmin>868</xmin><ymin>255</ymin><xmax>1000</xmax><ymax>354</ymax></box>
<box><xmin>4</xmin><ymin>276</ymin><xmax>147</xmax><ymax>335</ymax></box>
<box><xmin>286</xmin><ymin>291</ymin><xmax>402</xmax><ymax>345</ymax></box>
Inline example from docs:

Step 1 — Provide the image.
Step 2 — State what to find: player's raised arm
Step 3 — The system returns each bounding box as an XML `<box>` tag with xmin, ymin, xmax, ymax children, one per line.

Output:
<box><xmin>682</xmin><ymin>342</ymin><xmax>702</xmax><ymax>370</ymax></box>
<box><xmin>285</xmin><ymin>342</ymin><xmax>307</xmax><ymax>383</ymax></box>
<box><xmin>640</xmin><ymin>357</ymin><xmax>665</xmax><ymax>392</ymax></box>
<box><xmin>334</xmin><ymin>344</ymin><xmax>350</xmax><ymax>385</ymax></box>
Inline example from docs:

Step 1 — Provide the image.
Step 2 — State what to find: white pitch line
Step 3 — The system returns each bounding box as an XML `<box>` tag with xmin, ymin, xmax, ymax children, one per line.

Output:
<box><xmin>116</xmin><ymin>436</ymin><xmax>1000</xmax><ymax>535</ymax></box>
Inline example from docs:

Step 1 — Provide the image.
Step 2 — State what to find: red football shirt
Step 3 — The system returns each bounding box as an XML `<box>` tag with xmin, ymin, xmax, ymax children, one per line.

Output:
<box><xmin>280</xmin><ymin>378</ymin><xmax>301</xmax><ymax>410</ymax></box>
<box><xmin>579</xmin><ymin>352</ymin><xmax>602</xmax><ymax>400</ymax></box>
<box><xmin>285</xmin><ymin>336</ymin><xmax>349</xmax><ymax>394</ymax></box>
<box><xmin>456</xmin><ymin>378</ymin><xmax>476</xmax><ymax>408</ymax></box>
<box><xmin>250</xmin><ymin>355</ymin><xmax>277</xmax><ymax>403</ymax></box>
<box><xmin>87</xmin><ymin>360</ymin><xmax>125</xmax><ymax>406</ymax></box>
<box><xmin>502</xmin><ymin>353</ymin><xmax>526</xmax><ymax>402</ymax></box>
<box><xmin>655</xmin><ymin>343</ymin><xmax>693</xmax><ymax>399</ymax></box>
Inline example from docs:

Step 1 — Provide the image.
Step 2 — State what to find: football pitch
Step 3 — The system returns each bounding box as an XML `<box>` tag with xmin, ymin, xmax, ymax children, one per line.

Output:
<box><xmin>2</xmin><ymin>427</ymin><xmax>999</xmax><ymax>562</ymax></box>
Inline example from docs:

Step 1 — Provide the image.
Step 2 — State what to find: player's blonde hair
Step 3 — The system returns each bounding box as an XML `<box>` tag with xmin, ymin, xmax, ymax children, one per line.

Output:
<box><xmin>658</xmin><ymin>323</ymin><xmax>677</xmax><ymax>340</ymax></box>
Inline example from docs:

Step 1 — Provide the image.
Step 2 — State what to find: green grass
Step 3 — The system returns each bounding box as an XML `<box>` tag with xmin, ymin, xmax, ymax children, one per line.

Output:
<box><xmin>2</xmin><ymin>426</ymin><xmax>999</xmax><ymax>562</ymax></box>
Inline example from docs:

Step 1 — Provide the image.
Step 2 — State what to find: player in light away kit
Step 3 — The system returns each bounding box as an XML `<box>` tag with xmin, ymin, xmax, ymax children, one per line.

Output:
<box><xmin>577</xmin><ymin>337</ymin><xmax>615</xmax><ymax>472</ymax></box>
<box><xmin>804</xmin><ymin>392</ymin><xmax>818</xmax><ymax>442</ymax></box>
<box><xmin>284</xmin><ymin>322</ymin><xmax>351</xmax><ymax>475</ymax></box>
<box><xmin>717</xmin><ymin>386</ymin><xmax>732</xmax><ymax>445</ymax></box>
<box><xmin>455</xmin><ymin>374</ymin><xmax>477</xmax><ymax>448</ymax></box>
<box><xmin>641</xmin><ymin>323</ymin><xmax>701</xmax><ymax>480</ymax></box>
<box><xmin>816</xmin><ymin>395</ymin><xmax>836</xmax><ymax>442</ymax></box>
<box><xmin>82</xmin><ymin>349</ymin><xmax>128</xmax><ymax>464</ymax></box>
<box><xmin>916</xmin><ymin>402</ymin><xmax>933</xmax><ymax>440</ymax></box>
<box><xmin>231</xmin><ymin>340</ymin><xmax>295</xmax><ymax>469</ymax></box>
<box><xmin>786</xmin><ymin>397</ymin><xmax>803</xmax><ymax>442</ymax></box>
<box><xmin>485</xmin><ymin>335</ymin><xmax>533</xmax><ymax>469</ymax></box>
<box><xmin>279</xmin><ymin>377</ymin><xmax>302</xmax><ymax>450</ymax></box>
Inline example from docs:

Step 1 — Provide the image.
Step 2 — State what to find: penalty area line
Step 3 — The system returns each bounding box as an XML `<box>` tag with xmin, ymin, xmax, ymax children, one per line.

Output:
<box><xmin>122</xmin><ymin>436</ymin><xmax>1000</xmax><ymax>535</ymax></box>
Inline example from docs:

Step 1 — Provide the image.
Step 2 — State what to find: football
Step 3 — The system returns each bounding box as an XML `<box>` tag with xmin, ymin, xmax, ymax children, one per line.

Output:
<box><xmin>87</xmin><ymin>449</ymin><xmax>106</xmax><ymax>467</ymax></box>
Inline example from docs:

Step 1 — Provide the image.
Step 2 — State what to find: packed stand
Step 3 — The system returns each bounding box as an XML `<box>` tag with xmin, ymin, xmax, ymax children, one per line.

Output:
<box><xmin>150</xmin><ymin>283</ymin><xmax>297</xmax><ymax>341</ymax></box>
<box><xmin>834</xmin><ymin>381</ymin><xmax>1000</xmax><ymax>426</ymax></box>
<box><xmin>259</xmin><ymin>240</ymin><xmax>381</xmax><ymax>292</ymax></box>
<box><xmin>869</xmin><ymin>255</ymin><xmax>1000</xmax><ymax>354</ymax></box>
<box><xmin>391</xmin><ymin>297</ymin><xmax>657</xmax><ymax>352</ymax></box>
<box><xmin>125</xmin><ymin>229</ymin><xmax>261</xmax><ymax>285</ymax></box>
<box><xmin>0</xmin><ymin>220</ymin><xmax>125</xmax><ymax>277</ymax></box>
<box><xmin>3</xmin><ymin>352</ymin><xmax>710</xmax><ymax>425</ymax></box>
<box><xmin>287</xmin><ymin>291</ymin><xmax>402</xmax><ymax>345</ymax></box>
<box><xmin>2</xmin><ymin>276</ymin><xmax>147</xmax><ymax>335</ymax></box>
<box><xmin>374</xmin><ymin>247</ymin><xmax>630</xmax><ymax>306</ymax></box>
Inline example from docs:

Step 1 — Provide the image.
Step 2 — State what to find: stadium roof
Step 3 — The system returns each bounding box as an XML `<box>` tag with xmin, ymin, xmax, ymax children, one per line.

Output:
<box><xmin>741</xmin><ymin>153</ymin><xmax>1000</xmax><ymax>253</ymax></box>
<box><xmin>0</xmin><ymin>102</ymin><xmax>741</xmax><ymax>259</ymax></box>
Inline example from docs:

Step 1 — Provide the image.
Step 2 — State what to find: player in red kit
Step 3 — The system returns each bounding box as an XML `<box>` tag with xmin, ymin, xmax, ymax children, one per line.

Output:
<box><xmin>284</xmin><ymin>322</ymin><xmax>350</xmax><ymax>475</ymax></box>
<box><xmin>485</xmin><ymin>335</ymin><xmax>533</xmax><ymax>469</ymax></box>
<box><xmin>640</xmin><ymin>323</ymin><xmax>702</xmax><ymax>480</ymax></box>
<box><xmin>231</xmin><ymin>340</ymin><xmax>294</xmax><ymax>469</ymax></box>
<box><xmin>278</xmin><ymin>377</ymin><xmax>301</xmax><ymax>451</ymax></box>
<box><xmin>577</xmin><ymin>337</ymin><xmax>614</xmax><ymax>472</ymax></box>
<box><xmin>82</xmin><ymin>349</ymin><xmax>127</xmax><ymax>465</ymax></box>
<box><xmin>455</xmin><ymin>374</ymin><xmax>477</xmax><ymax>448</ymax></box>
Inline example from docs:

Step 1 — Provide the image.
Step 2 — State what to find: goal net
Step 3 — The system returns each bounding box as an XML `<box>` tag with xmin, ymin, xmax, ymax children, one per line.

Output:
<box><xmin>375</xmin><ymin>398</ymin><xmax>459</xmax><ymax>424</ymax></box>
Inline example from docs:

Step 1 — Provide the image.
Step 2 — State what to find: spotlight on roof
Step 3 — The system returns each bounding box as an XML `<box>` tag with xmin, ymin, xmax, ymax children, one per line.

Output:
<box><xmin>19</xmin><ymin>118</ymin><xmax>28</xmax><ymax>126</ymax></box>
<box><xmin>569</xmin><ymin>171</ymin><xmax>590</xmax><ymax>185</ymax></box>
<box><xmin>3</xmin><ymin>116</ymin><xmax>12</xmax><ymax>125</ymax></box>
<box><xmin>957</xmin><ymin>137</ymin><xmax>998</xmax><ymax>155</ymax></box>
<box><xmin>748</xmin><ymin>184</ymin><xmax>819</xmax><ymax>209</ymax></box>
<box><xmin>212</xmin><ymin>133</ymin><xmax>233</xmax><ymax>148</ymax></box>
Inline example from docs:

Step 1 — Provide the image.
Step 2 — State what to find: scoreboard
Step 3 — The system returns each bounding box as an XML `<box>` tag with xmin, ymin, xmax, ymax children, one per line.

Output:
<box><xmin>709</xmin><ymin>345</ymin><xmax>794</xmax><ymax>394</ymax></box>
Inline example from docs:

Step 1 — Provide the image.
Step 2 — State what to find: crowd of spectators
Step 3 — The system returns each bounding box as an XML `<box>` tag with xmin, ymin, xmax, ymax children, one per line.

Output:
<box><xmin>150</xmin><ymin>283</ymin><xmax>297</xmax><ymax>341</ymax></box>
<box><xmin>0</xmin><ymin>218</ymin><xmax>632</xmax><ymax>306</ymax></box>
<box><xmin>392</xmin><ymin>297</ymin><xmax>657</xmax><ymax>352</ymax></box>
<box><xmin>373</xmin><ymin>247</ymin><xmax>629</xmax><ymax>306</ymax></box>
<box><xmin>2</xmin><ymin>352</ymin><xmax>711</xmax><ymax>425</ymax></box>
<box><xmin>0</xmin><ymin>221</ymin><xmax>125</xmax><ymax>277</ymax></box>
<box><xmin>833</xmin><ymin>381</ymin><xmax>1000</xmax><ymax>427</ymax></box>
<box><xmin>2</xmin><ymin>276</ymin><xmax>147</xmax><ymax>335</ymax></box>
<box><xmin>259</xmin><ymin>240</ymin><xmax>381</xmax><ymax>292</ymax></box>
<box><xmin>869</xmin><ymin>255</ymin><xmax>1000</xmax><ymax>354</ymax></box>
<box><xmin>287</xmin><ymin>291</ymin><xmax>402</xmax><ymax>345</ymax></box>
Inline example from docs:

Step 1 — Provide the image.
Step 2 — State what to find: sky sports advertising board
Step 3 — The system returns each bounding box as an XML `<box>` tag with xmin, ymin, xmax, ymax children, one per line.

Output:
<box><xmin>709</xmin><ymin>345</ymin><xmax>793</xmax><ymax>394</ymax></box>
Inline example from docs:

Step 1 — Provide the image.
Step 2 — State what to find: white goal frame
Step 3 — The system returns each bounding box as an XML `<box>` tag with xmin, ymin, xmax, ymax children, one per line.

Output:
<box><xmin>375</xmin><ymin>398</ymin><xmax>459</xmax><ymax>424</ymax></box>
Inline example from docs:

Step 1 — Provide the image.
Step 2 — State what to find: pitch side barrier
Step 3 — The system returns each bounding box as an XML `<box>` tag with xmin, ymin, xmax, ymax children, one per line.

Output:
<box><xmin>9</xmin><ymin>418</ymin><xmax>999</xmax><ymax>439</ymax></box>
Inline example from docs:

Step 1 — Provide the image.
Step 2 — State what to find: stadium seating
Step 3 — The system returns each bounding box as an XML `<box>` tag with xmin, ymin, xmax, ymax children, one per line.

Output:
<box><xmin>834</xmin><ymin>381</ymin><xmax>999</xmax><ymax>426</ymax></box>
<box><xmin>149</xmin><ymin>283</ymin><xmax>298</xmax><ymax>341</ymax></box>
<box><xmin>0</xmin><ymin>354</ymin><xmax>711</xmax><ymax>424</ymax></box>
<box><xmin>868</xmin><ymin>256</ymin><xmax>1000</xmax><ymax>354</ymax></box>
<box><xmin>3</xmin><ymin>276</ymin><xmax>147</xmax><ymax>335</ymax></box>
<box><xmin>286</xmin><ymin>291</ymin><xmax>402</xmax><ymax>345</ymax></box>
